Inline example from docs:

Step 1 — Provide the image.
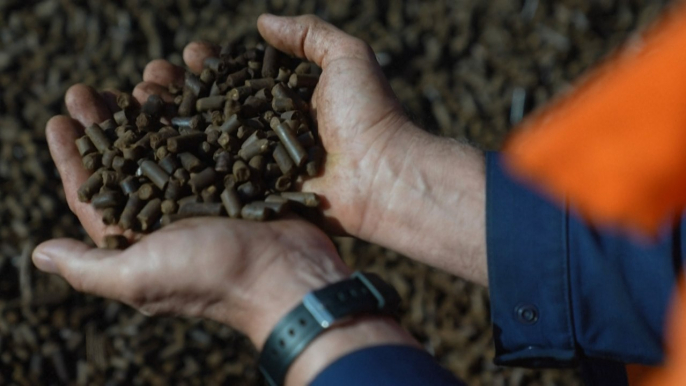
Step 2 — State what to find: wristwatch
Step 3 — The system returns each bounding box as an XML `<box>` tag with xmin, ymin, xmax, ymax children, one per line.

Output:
<box><xmin>257</xmin><ymin>271</ymin><xmax>401</xmax><ymax>386</ymax></box>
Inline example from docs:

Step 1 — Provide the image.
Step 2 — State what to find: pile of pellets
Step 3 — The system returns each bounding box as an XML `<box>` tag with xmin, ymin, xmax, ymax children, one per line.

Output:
<box><xmin>74</xmin><ymin>44</ymin><xmax>324</xmax><ymax>247</ymax></box>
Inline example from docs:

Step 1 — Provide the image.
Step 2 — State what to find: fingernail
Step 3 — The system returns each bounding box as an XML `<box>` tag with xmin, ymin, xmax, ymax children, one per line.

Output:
<box><xmin>33</xmin><ymin>250</ymin><xmax>59</xmax><ymax>274</ymax></box>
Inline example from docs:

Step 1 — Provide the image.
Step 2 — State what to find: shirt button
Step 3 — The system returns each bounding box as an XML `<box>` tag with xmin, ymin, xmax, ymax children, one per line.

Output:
<box><xmin>515</xmin><ymin>304</ymin><xmax>539</xmax><ymax>325</ymax></box>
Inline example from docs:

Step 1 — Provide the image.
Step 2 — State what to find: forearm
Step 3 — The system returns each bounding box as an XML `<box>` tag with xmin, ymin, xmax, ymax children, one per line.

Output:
<box><xmin>359</xmin><ymin>124</ymin><xmax>488</xmax><ymax>286</ymax></box>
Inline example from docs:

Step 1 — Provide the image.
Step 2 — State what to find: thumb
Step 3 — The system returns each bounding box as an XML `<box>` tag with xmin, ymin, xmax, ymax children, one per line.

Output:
<box><xmin>257</xmin><ymin>14</ymin><xmax>376</xmax><ymax>68</ymax></box>
<box><xmin>32</xmin><ymin>238</ymin><xmax>129</xmax><ymax>300</ymax></box>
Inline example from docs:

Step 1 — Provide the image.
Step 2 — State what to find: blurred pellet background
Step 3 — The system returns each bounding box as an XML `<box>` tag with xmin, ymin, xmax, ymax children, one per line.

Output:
<box><xmin>0</xmin><ymin>0</ymin><xmax>671</xmax><ymax>384</ymax></box>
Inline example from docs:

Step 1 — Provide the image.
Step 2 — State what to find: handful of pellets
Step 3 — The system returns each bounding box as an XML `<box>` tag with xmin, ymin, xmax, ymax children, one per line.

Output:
<box><xmin>75</xmin><ymin>44</ymin><xmax>324</xmax><ymax>247</ymax></box>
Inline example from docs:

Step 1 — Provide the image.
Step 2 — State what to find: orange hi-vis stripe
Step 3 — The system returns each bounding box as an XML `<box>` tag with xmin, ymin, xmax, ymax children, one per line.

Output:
<box><xmin>504</xmin><ymin>2</ymin><xmax>686</xmax><ymax>235</ymax></box>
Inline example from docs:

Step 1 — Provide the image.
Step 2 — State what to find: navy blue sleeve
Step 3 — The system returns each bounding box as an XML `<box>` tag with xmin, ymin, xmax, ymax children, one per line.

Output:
<box><xmin>486</xmin><ymin>151</ymin><xmax>684</xmax><ymax>366</ymax></box>
<box><xmin>310</xmin><ymin>345</ymin><xmax>465</xmax><ymax>386</ymax></box>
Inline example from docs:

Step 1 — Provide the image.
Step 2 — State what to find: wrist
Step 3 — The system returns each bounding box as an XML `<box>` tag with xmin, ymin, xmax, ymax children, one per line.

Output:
<box><xmin>359</xmin><ymin>128</ymin><xmax>488</xmax><ymax>285</ymax></box>
<box><xmin>237</xmin><ymin>250</ymin><xmax>352</xmax><ymax>349</ymax></box>
<box><xmin>285</xmin><ymin>315</ymin><xmax>420</xmax><ymax>386</ymax></box>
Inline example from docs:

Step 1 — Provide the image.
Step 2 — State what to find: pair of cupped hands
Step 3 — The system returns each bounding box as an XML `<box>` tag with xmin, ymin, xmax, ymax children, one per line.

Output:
<box><xmin>34</xmin><ymin>15</ymin><xmax>422</xmax><ymax>349</ymax></box>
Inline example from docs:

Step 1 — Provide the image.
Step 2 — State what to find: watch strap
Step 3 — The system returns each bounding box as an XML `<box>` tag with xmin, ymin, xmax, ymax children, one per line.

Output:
<box><xmin>258</xmin><ymin>271</ymin><xmax>400</xmax><ymax>386</ymax></box>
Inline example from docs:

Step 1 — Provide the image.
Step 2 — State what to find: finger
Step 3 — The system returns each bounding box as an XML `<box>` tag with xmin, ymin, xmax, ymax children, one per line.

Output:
<box><xmin>33</xmin><ymin>238</ymin><xmax>130</xmax><ymax>300</ymax></box>
<box><xmin>101</xmin><ymin>90</ymin><xmax>121</xmax><ymax>114</ymax></box>
<box><xmin>143</xmin><ymin>59</ymin><xmax>185</xmax><ymax>88</ymax></box>
<box><xmin>183</xmin><ymin>41</ymin><xmax>219</xmax><ymax>74</ymax></box>
<box><xmin>257</xmin><ymin>14</ymin><xmax>376</xmax><ymax>68</ymax></box>
<box><xmin>46</xmin><ymin>115</ymin><xmax>120</xmax><ymax>242</ymax></box>
<box><xmin>132</xmin><ymin>81</ymin><xmax>176</xmax><ymax>105</ymax></box>
<box><xmin>65</xmin><ymin>84</ymin><xmax>112</xmax><ymax>128</ymax></box>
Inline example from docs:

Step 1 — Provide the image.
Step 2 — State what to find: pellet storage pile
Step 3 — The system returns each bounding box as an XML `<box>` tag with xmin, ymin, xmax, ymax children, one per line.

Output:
<box><xmin>0</xmin><ymin>0</ymin><xmax>671</xmax><ymax>384</ymax></box>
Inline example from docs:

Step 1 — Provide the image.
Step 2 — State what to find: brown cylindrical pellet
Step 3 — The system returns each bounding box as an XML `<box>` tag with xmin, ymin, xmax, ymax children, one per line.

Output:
<box><xmin>306</xmin><ymin>145</ymin><xmax>324</xmax><ymax>177</ymax></box>
<box><xmin>288</xmin><ymin>74</ymin><xmax>319</xmax><ymax>89</ymax></box>
<box><xmin>185</xmin><ymin>73</ymin><xmax>206</xmax><ymax>96</ymax></box>
<box><xmin>76</xmin><ymin>136</ymin><xmax>97</xmax><ymax>156</ymax></box>
<box><xmin>239</xmin><ymin>139</ymin><xmax>269</xmax><ymax>161</ymax></box>
<box><xmin>224</xmin><ymin>174</ymin><xmax>237</xmax><ymax>190</ymax></box>
<box><xmin>227</xmin><ymin>86</ymin><xmax>252</xmax><ymax>102</ymax></box>
<box><xmin>276</xmin><ymin>67</ymin><xmax>291</xmax><ymax>83</ymax></box>
<box><xmin>85</xmin><ymin>123</ymin><xmax>112</xmax><ymax>152</ymax></box>
<box><xmin>206</xmin><ymin>127</ymin><xmax>221</xmax><ymax>145</ymax></box>
<box><xmin>178</xmin><ymin>202</ymin><xmax>223</xmax><ymax>216</ymax></box>
<box><xmin>138</xmin><ymin>183</ymin><xmax>158</xmax><ymax>200</ymax></box>
<box><xmin>134</xmin><ymin>132</ymin><xmax>152</xmax><ymax>149</ymax></box>
<box><xmin>164</xmin><ymin>180</ymin><xmax>185</xmax><ymax>201</ymax></box>
<box><xmin>220</xmin><ymin>188</ymin><xmax>242</xmax><ymax>218</ymax></box>
<box><xmin>274</xmin><ymin>175</ymin><xmax>292</xmax><ymax>192</ymax></box>
<box><xmin>281</xmin><ymin>192</ymin><xmax>320</xmax><ymax>207</ymax></box>
<box><xmin>167</xmin><ymin>133</ymin><xmax>205</xmax><ymax>153</ymax></box>
<box><xmin>91</xmin><ymin>191</ymin><xmax>123</xmax><ymax>209</ymax></box>
<box><xmin>150</xmin><ymin>128</ymin><xmax>179</xmax><ymax>149</ymax></box>
<box><xmin>210</xmin><ymin>110</ymin><xmax>224</xmax><ymax>126</ymax></box>
<box><xmin>275</xmin><ymin>123</ymin><xmax>307</xmax><ymax>167</ymax></box>
<box><xmin>273</xmin><ymin>143</ymin><xmax>295</xmax><ymax>176</ymax></box>
<box><xmin>232</xmin><ymin>160</ymin><xmax>250</xmax><ymax>182</ymax></box>
<box><xmin>78</xmin><ymin>172</ymin><xmax>103</xmax><ymax>202</ymax></box>
<box><xmin>178</xmin><ymin>89</ymin><xmax>198</xmax><ymax>117</ymax></box>
<box><xmin>122</xmin><ymin>145</ymin><xmax>145</xmax><ymax>161</ymax></box>
<box><xmin>102</xmin><ymin>208</ymin><xmax>119</xmax><ymax>225</ymax></box>
<box><xmin>218</xmin><ymin>114</ymin><xmax>241</xmax><ymax>134</ymax></box>
<box><xmin>247</xmin><ymin>200</ymin><xmax>289</xmax><ymax>216</ymax></box>
<box><xmin>141</xmin><ymin>160</ymin><xmax>170</xmax><ymax>190</ymax></box>
<box><xmin>112</xmin><ymin>156</ymin><xmax>135</xmax><ymax>174</ymax></box>
<box><xmin>101</xmin><ymin>170</ymin><xmax>121</xmax><ymax>187</ymax></box>
<box><xmin>155</xmin><ymin>146</ymin><xmax>169</xmax><ymax>161</ymax></box>
<box><xmin>103</xmin><ymin>235</ymin><xmax>129</xmax><ymax>249</ymax></box>
<box><xmin>298</xmin><ymin>131</ymin><xmax>315</xmax><ymax>148</ymax></box>
<box><xmin>136</xmin><ymin>113</ymin><xmax>152</xmax><ymax>131</ymax></box>
<box><xmin>237</xmin><ymin>181</ymin><xmax>259</xmax><ymax>200</ymax></box>
<box><xmin>294</xmin><ymin>62</ymin><xmax>312</xmax><ymax>75</ymax></box>
<box><xmin>215</xmin><ymin>151</ymin><xmax>232</xmax><ymax>173</ymax></box>
<box><xmin>101</xmin><ymin>149</ymin><xmax>118</xmax><ymax>168</ymax></box>
<box><xmin>280</xmin><ymin>110</ymin><xmax>303</xmax><ymax>121</ymax></box>
<box><xmin>243</xmin><ymin>95</ymin><xmax>268</xmax><ymax>112</ymax></box>
<box><xmin>173</xmin><ymin>169</ymin><xmax>191</xmax><ymax>185</ymax></box>
<box><xmin>189</xmin><ymin>167</ymin><xmax>217</xmax><ymax>194</ymax></box>
<box><xmin>254</xmin><ymin>88</ymin><xmax>272</xmax><ymax>102</ymax></box>
<box><xmin>171</xmin><ymin>115</ymin><xmax>202</xmax><ymax>131</ymax></box>
<box><xmin>179</xmin><ymin>152</ymin><xmax>203</xmax><ymax>172</ymax></box>
<box><xmin>265</xmin><ymin>194</ymin><xmax>288</xmax><ymax>204</ymax></box>
<box><xmin>248</xmin><ymin>60</ymin><xmax>262</xmax><ymax>70</ymax></box>
<box><xmin>119</xmin><ymin>195</ymin><xmax>144</xmax><ymax>230</ymax></box>
<box><xmin>113</xmin><ymin>110</ymin><xmax>130</xmax><ymax>126</ymax></box>
<box><xmin>201</xmin><ymin>185</ymin><xmax>219</xmax><ymax>203</ymax></box>
<box><xmin>200</xmin><ymin>68</ymin><xmax>216</xmax><ymax>85</ymax></box>
<box><xmin>116</xmin><ymin>93</ymin><xmax>134</xmax><ymax>110</ymax></box>
<box><xmin>204</xmin><ymin>57</ymin><xmax>226</xmax><ymax>74</ymax></box>
<box><xmin>113</xmin><ymin>130</ymin><xmax>138</xmax><ymax>149</ymax></box>
<box><xmin>100</xmin><ymin>119</ymin><xmax>117</xmax><ymax>132</ymax></box>
<box><xmin>137</xmin><ymin>198</ymin><xmax>162</xmax><ymax>231</ymax></box>
<box><xmin>241</xmin><ymin>202</ymin><xmax>272</xmax><ymax>221</ymax></box>
<box><xmin>262</xmin><ymin>46</ymin><xmax>280</xmax><ymax>78</ymax></box>
<box><xmin>120</xmin><ymin>176</ymin><xmax>140</xmax><ymax>196</ymax></box>
<box><xmin>224</xmin><ymin>99</ymin><xmax>241</xmax><ymax>118</ymax></box>
<box><xmin>158</xmin><ymin>155</ymin><xmax>179</xmax><ymax>174</ymax></box>
<box><xmin>178</xmin><ymin>195</ymin><xmax>201</xmax><ymax>207</ymax></box>
<box><xmin>142</xmin><ymin>94</ymin><xmax>165</xmax><ymax>119</ymax></box>
<box><xmin>248</xmin><ymin>155</ymin><xmax>265</xmax><ymax>175</ymax></box>
<box><xmin>272</xmin><ymin>98</ymin><xmax>295</xmax><ymax>113</ymax></box>
<box><xmin>246</xmin><ymin>78</ymin><xmax>275</xmax><ymax>92</ymax></box>
<box><xmin>226</xmin><ymin>68</ymin><xmax>250</xmax><ymax>88</ymax></box>
<box><xmin>196</xmin><ymin>96</ymin><xmax>226</xmax><ymax>112</ymax></box>
<box><xmin>161</xmin><ymin>199</ymin><xmax>178</xmax><ymax>215</ymax></box>
<box><xmin>82</xmin><ymin>153</ymin><xmax>102</xmax><ymax>171</ymax></box>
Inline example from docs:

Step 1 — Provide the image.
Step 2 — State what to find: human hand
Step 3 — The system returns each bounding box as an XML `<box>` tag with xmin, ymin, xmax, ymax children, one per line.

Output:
<box><xmin>36</xmin><ymin>38</ymin><xmax>418</xmax><ymax>385</ymax></box>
